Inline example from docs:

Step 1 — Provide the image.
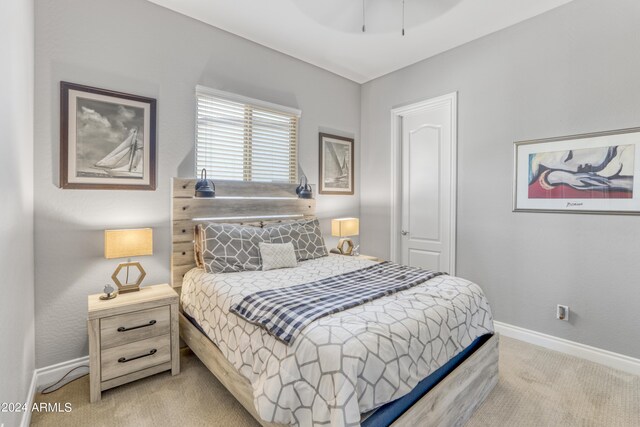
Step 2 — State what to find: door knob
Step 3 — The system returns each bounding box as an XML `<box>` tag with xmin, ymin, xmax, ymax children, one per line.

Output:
<box><xmin>401</xmin><ymin>230</ymin><xmax>409</xmax><ymax>236</ymax></box>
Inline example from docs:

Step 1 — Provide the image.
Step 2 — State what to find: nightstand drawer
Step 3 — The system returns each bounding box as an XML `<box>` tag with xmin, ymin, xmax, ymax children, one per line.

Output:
<box><xmin>101</xmin><ymin>334</ymin><xmax>171</xmax><ymax>381</ymax></box>
<box><xmin>101</xmin><ymin>306</ymin><xmax>170</xmax><ymax>349</ymax></box>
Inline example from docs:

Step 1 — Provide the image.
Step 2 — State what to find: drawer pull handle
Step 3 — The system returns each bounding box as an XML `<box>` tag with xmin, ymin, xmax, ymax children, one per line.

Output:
<box><xmin>117</xmin><ymin>320</ymin><xmax>156</xmax><ymax>332</ymax></box>
<box><xmin>118</xmin><ymin>349</ymin><xmax>157</xmax><ymax>363</ymax></box>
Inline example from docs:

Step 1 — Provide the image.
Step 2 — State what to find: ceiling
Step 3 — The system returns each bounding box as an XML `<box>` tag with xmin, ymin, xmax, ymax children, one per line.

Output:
<box><xmin>146</xmin><ymin>0</ymin><xmax>573</xmax><ymax>83</ymax></box>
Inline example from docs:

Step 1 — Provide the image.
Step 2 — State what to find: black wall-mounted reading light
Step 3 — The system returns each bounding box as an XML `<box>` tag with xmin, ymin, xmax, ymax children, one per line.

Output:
<box><xmin>195</xmin><ymin>168</ymin><xmax>216</xmax><ymax>198</ymax></box>
<box><xmin>296</xmin><ymin>175</ymin><xmax>313</xmax><ymax>199</ymax></box>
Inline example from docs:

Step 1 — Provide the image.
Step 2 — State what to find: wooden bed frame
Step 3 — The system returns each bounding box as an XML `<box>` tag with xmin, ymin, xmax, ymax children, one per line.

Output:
<box><xmin>171</xmin><ymin>178</ymin><xmax>499</xmax><ymax>426</ymax></box>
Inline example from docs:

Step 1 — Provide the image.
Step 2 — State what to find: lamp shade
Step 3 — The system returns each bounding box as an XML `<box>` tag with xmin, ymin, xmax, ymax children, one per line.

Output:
<box><xmin>331</xmin><ymin>218</ymin><xmax>359</xmax><ymax>237</ymax></box>
<box><xmin>104</xmin><ymin>228</ymin><xmax>153</xmax><ymax>259</ymax></box>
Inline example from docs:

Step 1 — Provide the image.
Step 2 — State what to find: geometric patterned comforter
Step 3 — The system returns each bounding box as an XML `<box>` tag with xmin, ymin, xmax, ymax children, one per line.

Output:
<box><xmin>181</xmin><ymin>255</ymin><xmax>494</xmax><ymax>427</ymax></box>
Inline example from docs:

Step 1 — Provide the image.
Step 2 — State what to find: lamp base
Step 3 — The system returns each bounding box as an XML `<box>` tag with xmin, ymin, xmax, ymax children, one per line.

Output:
<box><xmin>336</xmin><ymin>238</ymin><xmax>354</xmax><ymax>256</ymax></box>
<box><xmin>99</xmin><ymin>290</ymin><xmax>118</xmax><ymax>300</ymax></box>
<box><xmin>111</xmin><ymin>261</ymin><xmax>146</xmax><ymax>293</ymax></box>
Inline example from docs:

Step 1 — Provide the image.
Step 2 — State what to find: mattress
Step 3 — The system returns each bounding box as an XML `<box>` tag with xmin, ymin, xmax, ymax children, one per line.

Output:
<box><xmin>181</xmin><ymin>254</ymin><xmax>494</xmax><ymax>426</ymax></box>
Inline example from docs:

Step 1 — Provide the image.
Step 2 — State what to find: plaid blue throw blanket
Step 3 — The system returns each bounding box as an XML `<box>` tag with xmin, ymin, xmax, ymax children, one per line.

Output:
<box><xmin>230</xmin><ymin>261</ymin><xmax>445</xmax><ymax>345</ymax></box>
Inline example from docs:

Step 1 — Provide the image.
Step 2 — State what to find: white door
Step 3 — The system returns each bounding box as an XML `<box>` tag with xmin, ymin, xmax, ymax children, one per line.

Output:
<box><xmin>397</xmin><ymin>94</ymin><xmax>456</xmax><ymax>273</ymax></box>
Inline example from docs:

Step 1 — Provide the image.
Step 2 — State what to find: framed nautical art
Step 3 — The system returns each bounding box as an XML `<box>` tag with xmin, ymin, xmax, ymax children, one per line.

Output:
<box><xmin>513</xmin><ymin>127</ymin><xmax>640</xmax><ymax>214</ymax></box>
<box><xmin>60</xmin><ymin>82</ymin><xmax>157</xmax><ymax>190</ymax></box>
<box><xmin>319</xmin><ymin>133</ymin><xmax>354</xmax><ymax>195</ymax></box>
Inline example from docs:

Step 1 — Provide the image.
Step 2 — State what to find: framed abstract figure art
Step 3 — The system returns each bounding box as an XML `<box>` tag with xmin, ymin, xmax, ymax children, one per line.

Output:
<box><xmin>60</xmin><ymin>81</ymin><xmax>157</xmax><ymax>190</ymax></box>
<box><xmin>513</xmin><ymin>127</ymin><xmax>640</xmax><ymax>214</ymax></box>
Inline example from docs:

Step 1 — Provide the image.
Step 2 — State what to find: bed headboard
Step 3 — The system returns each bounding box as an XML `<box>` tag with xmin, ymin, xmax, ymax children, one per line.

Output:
<box><xmin>171</xmin><ymin>178</ymin><xmax>316</xmax><ymax>288</ymax></box>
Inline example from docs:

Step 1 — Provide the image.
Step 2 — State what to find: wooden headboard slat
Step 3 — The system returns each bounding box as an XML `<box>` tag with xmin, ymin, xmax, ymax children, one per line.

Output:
<box><xmin>173</xmin><ymin>178</ymin><xmax>300</xmax><ymax>198</ymax></box>
<box><xmin>172</xmin><ymin>264</ymin><xmax>196</xmax><ymax>289</ymax></box>
<box><xmin>171</xmin><ymin>178</ymin><xmax>316</xmax><ymax>288</ymax></box>
<box><xmin>173</xmin><ymin>248</ymin><xmax>196</xmax><ymax>267</ymax></box>
<box><xmin>173</xmin><ymin>198</ymin><xmax>315</xmax><ymax>221</ymax></box>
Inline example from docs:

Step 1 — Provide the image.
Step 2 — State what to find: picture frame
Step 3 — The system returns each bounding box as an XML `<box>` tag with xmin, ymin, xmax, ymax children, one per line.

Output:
<box><xmin>60</xmin><ymin>81</ymin><xmax>157</xmax><ymax>190</ymax></box>
<box><xmin>319</xmin><ymin>133</ymin><xmax>354</xmax><ymax>195</ymax></box>
<box><xmin>513</xmin><ymin>127</ymin><xmax>640</xmax><ymax>214</ymax></box>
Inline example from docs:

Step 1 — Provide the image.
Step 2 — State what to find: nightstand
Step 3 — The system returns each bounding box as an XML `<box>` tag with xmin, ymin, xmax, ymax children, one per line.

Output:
<box><xmin>87</xmin><ymin>284</ymin><xmax>179</xmax><ymax>402</ymax></box>
<box><xmin>331</xmin><ymin>250</ymin><xmax>384</xmax><ymax>262</ymax></box>
<box><xmin>357</xmin><ymin>254</ymin><xmax>384</xmax><ymax>262</ymax></box>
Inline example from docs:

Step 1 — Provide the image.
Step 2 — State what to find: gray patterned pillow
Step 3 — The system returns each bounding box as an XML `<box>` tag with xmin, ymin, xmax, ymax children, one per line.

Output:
<box><xmin>264</xmin><ymin>218</ymin><xmax>328</xmax><ymax>261</ymax></box>
<box><xmin>200</xmin><ymin>223</ymin><xmax>270</xmax><ymax>273</ymax></box>
<box><xmin>259</xmin><ymin>242</ymin><xmax>297</xmax><ymax>271</ymax></box>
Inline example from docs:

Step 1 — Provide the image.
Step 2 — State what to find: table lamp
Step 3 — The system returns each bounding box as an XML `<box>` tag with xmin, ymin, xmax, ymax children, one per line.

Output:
<box><xmin>331</xmin><ymin>218</ymin><xmax>359</xmax><ymax>255</ymax></box>
<box><xmin>104</xmin><ymin>228</ymin><xmax>153</xmax><ymax>294</ymax></box>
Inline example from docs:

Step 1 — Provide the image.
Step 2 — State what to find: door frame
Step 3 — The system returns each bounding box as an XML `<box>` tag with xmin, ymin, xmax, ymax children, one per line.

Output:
<box><xmin>389</xmin><ymin>92</ymin><xmax>458</xmax><ymax>274</ymax></box>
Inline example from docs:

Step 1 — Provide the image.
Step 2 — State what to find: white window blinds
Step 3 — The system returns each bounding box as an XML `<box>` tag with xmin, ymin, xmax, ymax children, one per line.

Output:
<box><xmin>196</xmin><ymin>86</ymin><xmax>300</xmax><ymax>183</ymax></box>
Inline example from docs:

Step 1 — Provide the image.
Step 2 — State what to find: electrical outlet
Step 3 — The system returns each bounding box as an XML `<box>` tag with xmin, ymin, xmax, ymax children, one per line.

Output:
<box><xmin>557</xmin><ymin>305</ymin><xmax>569</xmax><ymax>321</ymax></box>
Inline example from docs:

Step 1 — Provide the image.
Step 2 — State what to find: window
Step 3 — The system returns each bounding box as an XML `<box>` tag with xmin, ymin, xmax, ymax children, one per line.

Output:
<box><xmin>196</xmin><ymin>86</ymin><xmax>300</xmax><ymax>183</ymax></box>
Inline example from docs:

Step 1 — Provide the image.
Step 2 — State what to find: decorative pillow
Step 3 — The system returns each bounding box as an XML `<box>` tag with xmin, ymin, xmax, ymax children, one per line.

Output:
<box><xmin>261</xmin><ymin>218</ymin><xmax>298</xmax><ymax>227</ymax></box>
<box><xmin>264</xmin><ymin>218</ymin><xmax>328</xmax><ymax>261</ymax></box>
<box><xmin>259</xmin><ymin>242</ymin><xmax>298</xmax><ymax>271</ymax></box>
<box><xmin>237</xmin><ymin>221</ymin><xmax>264</xmax><ymax>228</ymax></box>
<box><xmin>200</xmin><ymin>223</ymin><xmax>270</xmax><ymax>273</ymax></box>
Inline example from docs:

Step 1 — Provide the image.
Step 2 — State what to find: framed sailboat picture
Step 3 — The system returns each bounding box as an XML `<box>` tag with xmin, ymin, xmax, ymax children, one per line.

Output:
<box><xmin>319</xmin><ymin>133</ymin><xmax>354</xmax><ymax>195</ymax></box>
<box><xmin>60</xmin><ymin>82</ymin><xmax>157</xmax><ymax>190</ymax></box>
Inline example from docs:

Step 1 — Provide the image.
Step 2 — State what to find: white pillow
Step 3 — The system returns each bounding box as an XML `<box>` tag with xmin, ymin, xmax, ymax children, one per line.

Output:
<box><xmin>259</xmin><ymin>242</ymin><xmax>298</xmax><ymax>271</ymax></box>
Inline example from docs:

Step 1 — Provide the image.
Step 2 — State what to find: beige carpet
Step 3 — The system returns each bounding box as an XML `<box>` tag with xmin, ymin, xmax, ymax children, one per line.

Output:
<box><xmin>31</xmin><ymin>336</ymin><xmax>640</xmax><ymax>426</ymax></box>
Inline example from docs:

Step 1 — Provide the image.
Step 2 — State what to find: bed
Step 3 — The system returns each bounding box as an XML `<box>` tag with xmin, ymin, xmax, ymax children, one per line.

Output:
<box><xmin>171</xmin><ymin>178</ymin><xmax>498</xmax><ymax>427</ymax></box>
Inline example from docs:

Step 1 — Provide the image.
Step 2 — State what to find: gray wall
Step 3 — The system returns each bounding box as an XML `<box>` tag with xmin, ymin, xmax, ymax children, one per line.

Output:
<box><xmin>35</xmin><ymin>0</ymin><xmax>361</xmax><ymax>367</ymax></box>
<box><xmin>361</xmin><ymin>0</ymin><xmax>640</xmax><ymax>358</ymax></box>
<box><xmin>0</xmin><ymin>0</ymin><xmax>35</xmax><ymax>425</ymax></box>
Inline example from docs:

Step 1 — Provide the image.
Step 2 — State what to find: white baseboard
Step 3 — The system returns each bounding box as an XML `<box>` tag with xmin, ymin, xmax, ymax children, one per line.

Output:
<box><xmin>494</xmin><ymin>321</ymin><xmax>640</xmax><ymax>376</ymax></box>
<box><xmin>20</xmin><ymin>371</ymin><xmax>37</xmax><ymax>427</ymax></box>
<box><xmin>33</xmin><ymin>356</ymin><xmax>90</xmax><ymax>392</ymax></box>
<box><xmin>20</xmin><ymin>356</ymin><xmax>89</xmax><ymax>427</ymax></box>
